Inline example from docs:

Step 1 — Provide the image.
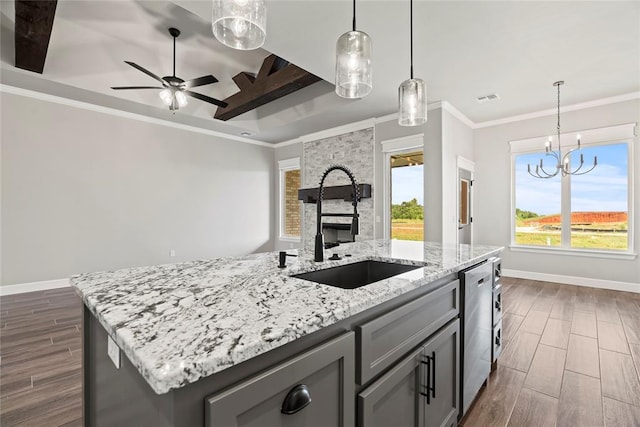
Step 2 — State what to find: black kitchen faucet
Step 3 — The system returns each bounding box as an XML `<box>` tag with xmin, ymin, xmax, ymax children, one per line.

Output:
<box><xmin>315</xmin><ymin>165</ymin><xmax>359</xmax><ymax>262</ymax></box>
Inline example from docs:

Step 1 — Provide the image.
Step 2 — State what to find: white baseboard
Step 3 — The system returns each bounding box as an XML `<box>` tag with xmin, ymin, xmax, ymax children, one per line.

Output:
<box><xmin>503</xmin><ymin>269</ymin><xmax>640</xmax><ymax>294</ymax></box>
<box><xmin>0</xmin><ymin>278</ymin><xmax>70</xmax><ymax>296</ymax></box>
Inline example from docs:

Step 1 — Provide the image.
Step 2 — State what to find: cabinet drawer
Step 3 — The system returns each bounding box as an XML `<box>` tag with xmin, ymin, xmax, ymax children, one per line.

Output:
<box><xmin>462</xmin><ymin>261</ymin><xmax>492</xmax><ymax>289</ymax></box>
<box><xmin>357</xmin><ymin>279</ymin><xmax>459</xmax><ymax>385</ymax></box>
<box><xmin>492</xmin><ymin>320</ymin><xmax>503</xmax><ymax>363</ymax></box>
<box><xmin>493</xmin><ymin>284</ymin><xmax>503</xmax><ymax>324</ymax></box>
<box><xmin>205</xmin><ymin>332</ymin><xmax>355</xmax><ymax>427</ymax></box>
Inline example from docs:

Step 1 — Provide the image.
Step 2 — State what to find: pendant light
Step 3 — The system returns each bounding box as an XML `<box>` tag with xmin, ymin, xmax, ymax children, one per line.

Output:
<box><xmin>335</xmin><ymin>0</ymin><xmax>372</xmax><ymax>99</ymax></box>
<box><xmin>398</xmin><ymin>0</ymin><xmax>426</xmax><ymax>126</ymax></box>
<box><xmin>212</xmin><ymin>0</ymin><xmax>266</xmax><ymax>50</ymax></box>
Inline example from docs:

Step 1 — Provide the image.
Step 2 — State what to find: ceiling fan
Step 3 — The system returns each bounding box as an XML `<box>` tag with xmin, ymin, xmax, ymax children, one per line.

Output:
<box><xmin>111</xmin><ymin>28</ymin><xmax>228</xmax><ymax>112</ymax></box>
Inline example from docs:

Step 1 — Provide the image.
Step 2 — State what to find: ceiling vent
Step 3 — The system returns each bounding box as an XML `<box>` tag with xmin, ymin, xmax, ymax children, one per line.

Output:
<box><xmin>476</xmin><ymin>93</ymin><xmax>500</xmax><ymax>103</ymax></box>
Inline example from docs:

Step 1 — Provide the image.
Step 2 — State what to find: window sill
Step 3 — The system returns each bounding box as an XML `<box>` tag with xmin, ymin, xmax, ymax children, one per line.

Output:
<box><xmin>509</xmin><ymin>245</ymin><xmax>637</xmax><ymax>260</ymax></box>
<box><xmin>279</xmin><ymin>236</ymin><xmax>301</xmax><ymax>243</ymax></box>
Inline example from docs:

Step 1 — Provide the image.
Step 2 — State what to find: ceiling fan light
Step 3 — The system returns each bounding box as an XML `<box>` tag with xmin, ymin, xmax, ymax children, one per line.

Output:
<box><xmin>212</xmin><ymin>0</ymin><xmax>266</xmax><ymax>50</ymax></box>
<box><xmin>159</xmin><ymin>88</ymin><xmax>173</xmax><ymax>106</ymax></box>
<box><xmin>398</xmin><ymin>78</ymin><xmax>427</xmax><ymax>126</ymax></box>
<box><xmin>335</xmin><ymin>30</ymin><xmax>372</xmax><ymax>99</ymax></box>
<box><xmin>175</xmin><ymin>91</ymin><xmax>188</xmax><ymax>108</ymax></box>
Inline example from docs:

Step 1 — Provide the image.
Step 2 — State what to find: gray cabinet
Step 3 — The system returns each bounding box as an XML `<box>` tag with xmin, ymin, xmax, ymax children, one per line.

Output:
<box><xmin>358</xmin><ymin>345</ymin><xmax>424</xmax><ymax>427</ymax></box>
<box><xmin>357</xmin><ymin>280</ymin><xmax>459</xmax><ymax>385</ymax></box>
<box><xmin>358</xmin><ymin>319</ymin><xmax>459</xmax><ymax>427</ymax></box>
<box><xmin>205</xmin><ymin>332</ymin><xmax>355</xmax><ymax>427</ymax></box>
<box><xmin>423</xmin><ymin>320</ymin><xmax>460</xmax><ymax>427</ymax></box>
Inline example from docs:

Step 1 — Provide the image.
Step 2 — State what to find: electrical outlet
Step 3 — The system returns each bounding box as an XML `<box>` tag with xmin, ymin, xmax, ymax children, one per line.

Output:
<box><xmin>376</xmin><ymin>216</ymin><xmax>381</xmax><ymax>223</ymax></box>
<box><xmin>170</xmin><ymin>249</ymin><xmax>176</xmax><ymax>257</ymax></box>
<box><xmin>107</xmin><ymin>335</ymin><xmax>120</xmax><ymax>369</ymax></box>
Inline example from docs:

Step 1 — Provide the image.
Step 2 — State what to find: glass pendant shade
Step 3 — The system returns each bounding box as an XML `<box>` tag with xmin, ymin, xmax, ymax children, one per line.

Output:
<box><xmin>159</xmin><ymin>89</ymin><xmax>172</xmax><ymax>106</ymax></box>
<box><xmin>159</xmin><ymin>89</ymin><xmax>188</xmax><ymax>110</ymax></box>
<box><xmin>335</xmin><ymin>30</ymin><xmax>372</xmax><ymax>99</ymax></box>
<box><xmin>212</xmin><ymin>0</ymin><xmax>266</xmax><ymax>50</ymax></box>
<box><xmin>398</xmin><ymin>78</ymin><xmax>427</xmax><ymax>126</ymax></box>
<box><xmin>175</xmin><ymin>91</ymin><xmax>188</xmax><ymax>108</ymax></box>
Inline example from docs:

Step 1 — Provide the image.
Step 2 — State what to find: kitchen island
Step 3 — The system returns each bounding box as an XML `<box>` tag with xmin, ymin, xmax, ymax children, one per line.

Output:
<box><xmin>71</xmin><ymin>239</ymin><xmax>502</xmax><ymax>426</ymax></box>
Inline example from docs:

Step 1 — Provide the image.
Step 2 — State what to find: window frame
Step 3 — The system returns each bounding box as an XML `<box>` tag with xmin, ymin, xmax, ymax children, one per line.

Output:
<box><xmin>381</xmin><ymin>134</ymin><xmax>424</xmax><ymax>239</ymax></box>
<box><xmin>509</xmin><ymin>123</ymin><xmax>636</xmax><ymax>258</ymax></box>
<box><xmin>278</xmin><ymin>157</ymin><xmax>301</xmax><ymax>242</ymax></box>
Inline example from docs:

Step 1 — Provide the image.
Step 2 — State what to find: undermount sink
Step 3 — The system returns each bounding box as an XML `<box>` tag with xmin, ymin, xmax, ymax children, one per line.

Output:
<box><xmin>291</xmin><ymin>260</ymin><xmax>422</xmax><ymax>289</ymax></box>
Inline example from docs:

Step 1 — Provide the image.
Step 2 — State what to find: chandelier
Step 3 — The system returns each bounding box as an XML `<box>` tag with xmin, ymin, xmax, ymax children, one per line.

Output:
<box><xmin>528</xmin><ymin>81</ymin><xmax>597</xmax><ymax>178</ymax></box>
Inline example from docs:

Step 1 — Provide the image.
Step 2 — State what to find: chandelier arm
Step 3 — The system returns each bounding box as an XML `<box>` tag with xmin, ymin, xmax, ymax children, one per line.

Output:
<box><xmin>529</xmin><ymin>169</ymin><xmax>558</xmax><ymax>179</ymax></box>
<box><xmin>570</xmin><ymin>161</ymin><xmax>585</xmax><ymax>175</ymax></box>
<box><xmin>563</xmin><ymin>146</ymin><xmax>581</xmax><ymax>159</ymax></box>
<box><xmin>569</xmin><ymin>163</ymin><xmax>598</xmax><ymax>176</ymax></box>
<box><xmin>537</xmin><ymin>164</ymin><xmax>559</xmax><ymax>177</ymax></box>
<box><xmin>545</xmin><ymin>151</ymin><xmax>560</xmax><ymax>162</ymax></box>
<box><xmin>539</xmin><ymin>168</ymin><xmax>558</xmax><ymax>177</ymax></box>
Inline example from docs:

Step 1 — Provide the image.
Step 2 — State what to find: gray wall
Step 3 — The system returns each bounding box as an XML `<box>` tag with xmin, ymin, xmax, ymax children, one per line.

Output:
<box><xmin>1</xmin><ymin>92</ymin><xmax>274</xmax><ymax>285</ymax></box>
<box><xmin>442</xmin><ymin>108</ymin><xmax>474</xmax><ymax>245</ymax></box>
<box><xmin>274</xmin><ymin>142</ymin><xmax>303</xmax><ymax>251</ymax></box>
<box><xmin>375</xmin><ymin>109</ymin><xmax>444</xmax><ymax>242</ymax></box>
<box><xmin>474</xmin><ymin>99</ymin><xmax>640</xmax><ymax>286</ymax></box>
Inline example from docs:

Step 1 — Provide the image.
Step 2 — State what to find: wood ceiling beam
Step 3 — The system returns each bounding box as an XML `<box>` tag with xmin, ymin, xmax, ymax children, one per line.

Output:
<box><xmin>14</xmin><ymin>0</ymin><xmax>58</xmax><ymax>74</ymax></box>
<box><xmin>214</xmin><ymin>54</ymin><xmax>322</xmax><ymax>121</ymax></box>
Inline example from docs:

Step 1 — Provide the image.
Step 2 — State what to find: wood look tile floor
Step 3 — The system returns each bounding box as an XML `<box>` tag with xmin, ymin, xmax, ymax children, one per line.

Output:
<box><xmin>0</xmin><ymin>288</ymin><xmax>82</xmax><ymax>426</ymax></box>
<box><xmin>1</xmin><ymin>280</ymin><xmax>639</xmax><ymax>426</ymax></box>
<box><xmin>462</xmin><ymin>277</ymin><xmax>640</xmax><ymax>427</ymax></box>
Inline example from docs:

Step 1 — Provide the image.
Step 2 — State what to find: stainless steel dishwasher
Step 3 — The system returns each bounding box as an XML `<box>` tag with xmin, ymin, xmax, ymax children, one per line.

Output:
<box><xmin>459</xmin><ymin>261</ymin><xmax>493</xmax><ymax>418</ymax></box>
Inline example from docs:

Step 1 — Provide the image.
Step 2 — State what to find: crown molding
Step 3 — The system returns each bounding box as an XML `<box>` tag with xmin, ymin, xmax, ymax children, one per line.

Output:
<box><xmin>0</xmin><ymin>84</ymin><xmax>274</xmax><ymax>147</ymax></box>
<box><xmin>474</xmin><ymin>91</ymin><xmax>640</xmax><ymax>129</ymax></box>
<box><xmin>441</xmin><ymin>101</ymin><xmax>476</xmax><ymax>129</ymax></box>
<box><xmin>6</xmin><ymin>81</ymin><xmax>636</xmax><ymax>146</ymax></box>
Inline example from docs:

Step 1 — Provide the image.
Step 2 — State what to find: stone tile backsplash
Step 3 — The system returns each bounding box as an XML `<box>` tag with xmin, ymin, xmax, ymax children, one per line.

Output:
<box><xmin>302</xmin><ymin>128</ymin><xmax>374</xmax><ymax>250</ymax></box>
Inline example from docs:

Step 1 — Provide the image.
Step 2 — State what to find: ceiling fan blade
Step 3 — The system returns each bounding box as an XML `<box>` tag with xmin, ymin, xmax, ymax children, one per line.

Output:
<box><xmin>111</xmin><ymin>86</ymin><xmax>164</xmax><ymax>90</ymax></box>
<box><xmin>182</xmin><ymin>75</ymin><xmax>219</xmax><ymax>89</ymax></box>
<box><xmin>183</xmin><ymin>90</ymin><xmax>228</xmax><ymax>108</ymax></box>
<box><xmin>124</xmin><ymin>61</ymin><xmax>167</xmax><ymax>85</ymax></box>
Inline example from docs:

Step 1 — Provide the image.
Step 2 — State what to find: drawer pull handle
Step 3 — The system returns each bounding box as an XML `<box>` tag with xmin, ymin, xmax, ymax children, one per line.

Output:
<box><xmin>431</xmin><ymin>351</ymin><xmax>436</xmax><ymax>399</ymax></box>
<box><xmin>281</xmin><ymin>384</ymin><xmax>311</xmax><ymax>415</ymax></box>
<box><xmin>420</xmin><ymin>355</ymin><xmax>431</xmax><ymax>404</ymax></box>
<box><xmin>420</xmin><ymin>352</ymin><xmax>436</xmax><ymax>403</ymax></box>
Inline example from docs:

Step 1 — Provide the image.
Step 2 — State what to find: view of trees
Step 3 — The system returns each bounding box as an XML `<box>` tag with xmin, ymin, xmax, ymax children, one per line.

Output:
<box><xmin>515</xmin><ymin>208</ymin><xmax>539</xmax><ymax>220</ymax></box>
<box><xmin>392</xmin><ymin>198</ymin><xmax>423</xmax><ymax>220</ymax></box>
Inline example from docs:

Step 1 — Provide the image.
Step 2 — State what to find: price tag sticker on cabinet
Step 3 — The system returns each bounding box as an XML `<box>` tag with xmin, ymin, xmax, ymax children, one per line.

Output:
<box><xmin>107</xmin><ymin>335</ymin><xmax>121</xmax><ymax>369</ymax></box>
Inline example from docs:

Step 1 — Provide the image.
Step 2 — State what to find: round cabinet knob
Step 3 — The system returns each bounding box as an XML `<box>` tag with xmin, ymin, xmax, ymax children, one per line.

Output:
<box><xmin>281</xmin><ymin>384</ymin><xmax>312</xmax><ymax>415</ymax></box>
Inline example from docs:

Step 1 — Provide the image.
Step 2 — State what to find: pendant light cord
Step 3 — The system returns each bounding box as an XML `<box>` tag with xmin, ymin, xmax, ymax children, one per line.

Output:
<box><xmin>172</xmin><ymin>34</ymin><xmax>176</xmax><ymax>77</ymax></box>
<box><xmin>352</xmin><ymin>0</ymin><xmax>356</xmax><ymax>31</ymax></box>
<box><xmin>410</xmin><ymin>0</ymin><xmax>413</xmax><ymax>79</ymax></box>
<box><xmin>557</xmin><ymin>83</ymin><xmax>561</xmax><ymax>144</ymax></box>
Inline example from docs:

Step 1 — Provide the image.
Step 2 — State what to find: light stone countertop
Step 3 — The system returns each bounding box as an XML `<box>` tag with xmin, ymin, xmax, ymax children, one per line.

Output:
<box><xmin>70</xmin><ymin>239</ymin><xmax>503</xmax><ymax>394</ymax></box>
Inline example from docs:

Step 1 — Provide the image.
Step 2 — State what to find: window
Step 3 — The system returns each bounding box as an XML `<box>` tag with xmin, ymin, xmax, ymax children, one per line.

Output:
<box><xmin>278</xmin><ymin>158</ymin><xmax>301</xmax><ymax>240</ymax></box>
<box><xmin>511</xmin><ymin>124</ymin><xmax>634</xmax><ymax>254</ymax></box>
<box><xmin>381</xmin><ymin>134</ymin><xmax>424</xmax><ymax>241</ymax></box>
<box><xmin>390</xmin><ymin>151</ymin><xmax>424</xmax><ymax>241</ymax></box>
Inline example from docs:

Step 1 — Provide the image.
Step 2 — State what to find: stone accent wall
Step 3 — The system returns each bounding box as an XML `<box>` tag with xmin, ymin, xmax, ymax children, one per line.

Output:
<box><xmin>284</xmin><ymin>169</ymin><xmax>301</xmax><ymax>236</ymax></box>
<box><xmin>302</xmin><ymin>128</ymin><xmax>374</xmax><ymax>250</ymax></box>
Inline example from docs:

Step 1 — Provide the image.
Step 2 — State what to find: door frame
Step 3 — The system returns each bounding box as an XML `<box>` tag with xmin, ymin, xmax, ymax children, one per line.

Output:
<box><xmin>456</xmin><ymin>156</ymin><xmax>475</xmax><ymax>246</ymax></box>
<box><xmin>381</xmin><ymin>134</ymin><xmax>424</xmax><ymax>239</ymax></box>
